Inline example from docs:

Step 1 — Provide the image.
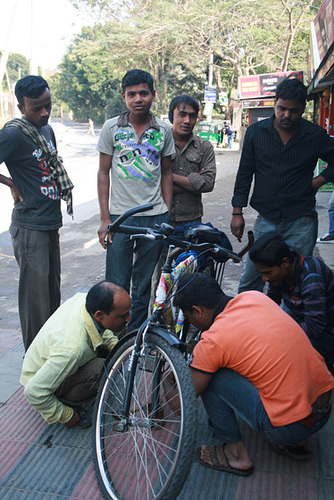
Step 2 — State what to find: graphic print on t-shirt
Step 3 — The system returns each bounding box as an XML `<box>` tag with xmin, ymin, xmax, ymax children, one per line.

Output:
<box><xmin>32</xmin><ymin>145</ymin><xmax>60</xmax><ymax>201</ymax></box>
<box><xmin>114</xmin><ymin>129</ymin><xmax>164</xmax><ymax>182</ymax></box>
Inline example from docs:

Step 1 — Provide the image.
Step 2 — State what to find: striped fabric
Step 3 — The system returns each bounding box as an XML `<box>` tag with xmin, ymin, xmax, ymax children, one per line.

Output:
<box><xmin>4</xmin><ymin>117</ymin><xmax>74</xmax><ymax>216</ymax></box>
<box><xmin>269</xmin><ymin>254</ymin><xmax>334</xmax><ymax>340</ymax></box>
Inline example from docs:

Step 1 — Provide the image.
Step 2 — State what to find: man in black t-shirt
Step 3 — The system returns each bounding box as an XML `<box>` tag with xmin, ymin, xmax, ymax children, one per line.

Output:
<box><xmin>0</xmin><ymin>76</ymin><xmax>69</xmax><ymax>350</ymax></box>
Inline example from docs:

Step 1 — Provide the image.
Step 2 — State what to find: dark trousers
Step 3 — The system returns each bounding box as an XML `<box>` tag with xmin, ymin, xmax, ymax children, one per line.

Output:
<box><xmin>55</xmin><ymin>358</ymin><xmax>105</xmax><ymax>407</ymax></box>
<box><xmin>106</xmin><ymin>213</ymin><xmax>169</xmax><ymax>331</ymax></box>
<box><xmin>10</xmin><ymin>225</ymin><xmax>61</xmax><ymax>351</ymax></box>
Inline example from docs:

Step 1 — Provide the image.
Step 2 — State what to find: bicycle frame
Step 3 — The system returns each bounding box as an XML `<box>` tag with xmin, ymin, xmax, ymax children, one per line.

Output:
<box><xmin>153</xmin><ymin>249</ymin><xmax>199</xmax><ymax>334</ymax></box>
<box><xmin>106</xmin><ymin>203</ymin><xmax>254</xmax><ymax>426</ymax></box>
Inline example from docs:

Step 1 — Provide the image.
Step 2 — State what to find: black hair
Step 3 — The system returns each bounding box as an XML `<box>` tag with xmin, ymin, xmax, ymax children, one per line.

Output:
<box><xmin>168</xmin><ymin>95</ymin><xmax>199</xmax><ymax>123</ymax></box>
<box><xmin>15</xmin><ymin>75</ymin><xmax>49</xmax><ymax>105</ymax></box>
<box><xmin>86</xmin><ymin>281</ymin><xmax>117</xmax><ymax>315</ymax></box>
<box><xmin>275</xmin><ymin>78</ymin><xmax>307</xmax><ymax>105</ymax></box>
<box><xmin>173</xmin><ymin>273</ymin><xmax>224</xmax><ymax>312</ymax></box>
<box><xmin>121</xmin><ymin>69</ymin><xmax>154</xmax><ymax>93</ymax></box>
<box><xmin>249</xmin><ymin>231</ymin><xmax>295</xmax><ymax>267</ymax></box>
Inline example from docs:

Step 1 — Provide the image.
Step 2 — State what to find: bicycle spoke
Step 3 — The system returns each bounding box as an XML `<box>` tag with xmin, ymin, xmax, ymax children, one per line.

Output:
<box><xmin>94</xmin><ymin>333</ymin><xmax>196</xmax><ymax>500</ymax></box>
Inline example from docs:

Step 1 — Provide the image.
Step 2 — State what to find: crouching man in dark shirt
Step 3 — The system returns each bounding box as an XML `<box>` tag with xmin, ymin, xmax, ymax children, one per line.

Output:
<box><xmin>249</xmin><ymin>231</ymin><xmax>334</xmax><ymax>367</ymax></box>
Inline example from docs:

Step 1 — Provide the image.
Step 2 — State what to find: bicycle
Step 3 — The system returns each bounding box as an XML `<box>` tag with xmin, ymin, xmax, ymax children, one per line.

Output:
<box><xmin>93</xmin><ymin>203</ymin><xmax>253</xmax><ymax>500</ymax></box>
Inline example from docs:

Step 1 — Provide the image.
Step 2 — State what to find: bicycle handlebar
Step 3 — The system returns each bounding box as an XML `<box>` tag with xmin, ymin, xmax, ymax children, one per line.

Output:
<box><xmin>108</xmin><ymin>205</ymin><xmax>254</xmax><ymax>263</ymax></box>
<box><xmin>109</xmin><ymin>204</ymin><xmax>153</xmax><ymax>233</ymax></box>
<box><xmin>110</xmin><ymin>224</ymin><xmax>152</xmax><ymax>236</ymax></box>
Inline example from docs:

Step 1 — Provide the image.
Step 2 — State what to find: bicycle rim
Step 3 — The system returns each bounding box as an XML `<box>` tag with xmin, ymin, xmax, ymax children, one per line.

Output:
<box><xmin>94</xmin><ymin>333</ymin><xmax>197</xmax><ymax>500</ymax></box>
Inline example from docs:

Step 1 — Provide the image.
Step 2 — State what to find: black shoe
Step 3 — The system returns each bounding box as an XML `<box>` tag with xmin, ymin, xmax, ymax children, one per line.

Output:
<box><xmin>72</xmin><ymin>408</ymin><xmax>92</xmax><ymax>429</ymax></box>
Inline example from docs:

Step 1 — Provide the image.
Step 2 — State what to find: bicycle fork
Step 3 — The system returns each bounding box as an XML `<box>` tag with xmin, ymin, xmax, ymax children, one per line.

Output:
<box><xmin>113</xmin><ymin>320</ymin><xmax>163</xmax><ymax>432</ymax></box>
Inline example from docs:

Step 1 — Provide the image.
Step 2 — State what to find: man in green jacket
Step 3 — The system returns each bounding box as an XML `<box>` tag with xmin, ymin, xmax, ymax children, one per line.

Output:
<box><xmin>20</xmin><ymin>281</ymin><xmax>131</xmax><ymax>428</ymax></box>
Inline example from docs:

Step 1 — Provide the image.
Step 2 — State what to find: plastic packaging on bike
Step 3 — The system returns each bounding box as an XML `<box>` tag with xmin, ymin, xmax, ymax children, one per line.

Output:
<box><xmin>174</xmin><ymin>250</ymin><xmax>205</xmax><ymax>269</ymax></box>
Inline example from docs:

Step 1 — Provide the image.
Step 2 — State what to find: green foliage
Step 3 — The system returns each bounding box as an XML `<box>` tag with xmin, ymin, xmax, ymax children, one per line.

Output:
<box><xmin>1</xmin><ymin>52</ymin><xmax>29</xmax><ymax>91</ymax></box>
<box><xmin>55</xmin><ymin>0</ymin><xmax>322</xmax><ymax>120</ymax></box>
<box><xmin>54</xmin><ymin>25</ymin><xmax>124</xmax><ymax>123</ymax></box>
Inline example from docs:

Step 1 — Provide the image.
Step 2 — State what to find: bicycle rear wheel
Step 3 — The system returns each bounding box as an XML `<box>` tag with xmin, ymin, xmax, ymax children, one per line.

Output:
<box><xmin>93</xmin><ymin>332</ymin><xmax>197</xmax><ymax>500</ymax></box>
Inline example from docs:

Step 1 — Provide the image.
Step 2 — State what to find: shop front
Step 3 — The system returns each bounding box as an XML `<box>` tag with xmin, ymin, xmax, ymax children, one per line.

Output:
<box><xmin>238</xmin><ymin>71</ymin><xmax>304</xmax><ymax>125</ymax></box>
<box><xmin>308</xmin><ymin>0</ymin><xmax>334</xmax><ymax>191</ymax></box>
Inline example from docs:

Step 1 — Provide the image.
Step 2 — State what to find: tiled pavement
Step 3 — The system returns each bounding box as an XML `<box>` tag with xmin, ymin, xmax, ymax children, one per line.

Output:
<box><xmin>1</xmin><ymin>144</ymin><xmax>334</xmax><ymax>499</ymax></box>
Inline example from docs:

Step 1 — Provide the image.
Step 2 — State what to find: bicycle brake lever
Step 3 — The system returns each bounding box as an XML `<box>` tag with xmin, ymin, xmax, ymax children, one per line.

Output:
<box><xmin>130</xmin><ymin>233</ymin><xmax>166</xmax><ymax>241</ymax></box>
<box><xmin>130</xmin><ymin>234</ymin><xmax>156</xmax><ymax>240</ymax></box>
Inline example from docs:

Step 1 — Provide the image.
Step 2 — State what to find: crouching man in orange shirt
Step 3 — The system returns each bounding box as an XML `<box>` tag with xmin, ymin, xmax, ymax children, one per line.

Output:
<box><xmin>173</xmin><ymin>273</ymin><xmax>334</xmax><ymax>476</ymax></box>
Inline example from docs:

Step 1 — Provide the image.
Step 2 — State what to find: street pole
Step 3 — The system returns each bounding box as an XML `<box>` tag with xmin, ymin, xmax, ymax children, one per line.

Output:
<box><xmin>207</xmin><ymin>52</ymin><xmax>214</xmax><ymax>122</ymax></box>
<box><xmin>30</xmin><ymin>0</ymin><xmax>38</xmax><ymax>75</ymax></box>
<box><xmin>0</xmin><ymin>0</ymin><xmax>20</xmax><ymax>122</ymax></box>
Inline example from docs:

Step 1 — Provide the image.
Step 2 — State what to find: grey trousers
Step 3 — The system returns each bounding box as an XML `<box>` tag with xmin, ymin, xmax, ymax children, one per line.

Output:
<box><xmin>10</xmin><ymin>225</ymin><xmax>61</xmax><ymax>351</ymax></box>
<box><xmin>55</xmin><ymin>358</ymin><xmax>105</xmax><ymax>407</ymax></box>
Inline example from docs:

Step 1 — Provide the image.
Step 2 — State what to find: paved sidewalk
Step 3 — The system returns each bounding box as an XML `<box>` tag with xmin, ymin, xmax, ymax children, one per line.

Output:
<box><xmin>0</xmin><ymin>140</ymin><xmax>334</xmax><ymax>499</ymax></box>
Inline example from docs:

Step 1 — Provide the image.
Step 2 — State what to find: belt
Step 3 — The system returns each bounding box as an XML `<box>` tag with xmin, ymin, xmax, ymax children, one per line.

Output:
<box><xmin>299</xmin><ymin>391</ymin><xmax>332</xmax><ymax>429</ymax></box>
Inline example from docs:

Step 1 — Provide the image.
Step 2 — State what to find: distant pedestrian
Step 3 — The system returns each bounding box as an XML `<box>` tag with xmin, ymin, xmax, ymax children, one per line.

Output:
<box><xmin>318</xmin><ymin>190</ymin><xmax>334</xmax><ymax>242</ymax></box>
<box><xmin>86</xmin><ymin>118</ymin><xmax>95</xmax><ymax>137</ymax></box>
<box><xmin>231</xmin><ymin>77</ymin><xmax>334</xmax><ymax>293</ymax></box>
<box><xmin>224</xmin><ymin>124</ymin><xmax>234</xmax><ymax>149</ymax></box>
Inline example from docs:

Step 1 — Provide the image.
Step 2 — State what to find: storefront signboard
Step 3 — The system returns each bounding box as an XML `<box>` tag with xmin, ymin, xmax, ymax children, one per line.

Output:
<box><xmin>239</xmin><ymin>71</ymin><xmax>303</xmax><ymax>100</ymax></box>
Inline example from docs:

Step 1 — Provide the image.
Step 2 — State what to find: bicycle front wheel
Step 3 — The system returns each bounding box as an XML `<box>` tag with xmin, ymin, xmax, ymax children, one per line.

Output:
<box><xmin>93</xmin><ymin>332</ymin><xmax>197</xmax><ymax>500</ymax></box>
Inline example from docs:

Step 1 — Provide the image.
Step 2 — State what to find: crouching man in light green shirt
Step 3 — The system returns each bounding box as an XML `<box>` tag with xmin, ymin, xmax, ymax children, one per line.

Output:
<box><xmin>20</xmin><ymin>281</ymin><xmax>131</xmax><ymax>428</ymax></box>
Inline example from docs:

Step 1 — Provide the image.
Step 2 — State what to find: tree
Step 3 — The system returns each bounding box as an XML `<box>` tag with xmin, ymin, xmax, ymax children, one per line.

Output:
<box><xmin>280</xmin><ymin>0</ymin><xmax>321</xmax><ymax>71</ymax></box>
<box><xmin>54</xmin><ymin>25</ymin><xmax>124</xmax><ymax>123</ymax></box>
<box><xmin>60</xmin><ymin>0</ymin><xmax>323</xmax><ymax>119</ymax></box>
<box><xmin>0</xmin><ymin>52</ymin><xmax>29</xmax><ymax>92</ymax></box>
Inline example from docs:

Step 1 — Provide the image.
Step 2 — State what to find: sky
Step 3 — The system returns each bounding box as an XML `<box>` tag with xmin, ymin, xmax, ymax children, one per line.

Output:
<box><xmin>0</xmin><ymin>0</ymin><xmax>93</xmax><ymax>69</ymax></box>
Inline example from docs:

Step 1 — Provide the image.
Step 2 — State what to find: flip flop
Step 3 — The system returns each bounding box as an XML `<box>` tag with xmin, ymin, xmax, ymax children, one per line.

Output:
<box><xmin>195</xmin><ymin>445</ymin><xmax>254</xmax><ymax>476</ymax></box>
<box><xmin>269</xmin><ymin>443</ymin><xmax>311</xmax><ymax>461</ymax></box>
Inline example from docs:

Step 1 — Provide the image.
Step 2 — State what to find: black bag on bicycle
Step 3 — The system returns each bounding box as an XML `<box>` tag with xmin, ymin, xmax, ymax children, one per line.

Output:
<box><xmin>172</xmin><ymin>222</ymin><xmax>233</xmax><ymax>263</ymax></box>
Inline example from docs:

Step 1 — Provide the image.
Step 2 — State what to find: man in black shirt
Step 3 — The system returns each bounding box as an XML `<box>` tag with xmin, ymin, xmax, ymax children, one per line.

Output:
<box><xmin>230</xmin><ymin>78</ymin><xmax>334</xmax><ymax>293</ymax></box>
<box><xmin>0</xmin><ymin>76</ymin><xmax>73</xmax><ymax>350</ymax></box>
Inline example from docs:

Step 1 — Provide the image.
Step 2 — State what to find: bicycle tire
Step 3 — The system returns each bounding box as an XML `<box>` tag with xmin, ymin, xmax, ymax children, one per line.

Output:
<box><xmin>93</xmin><ymin>332</ymin><xmax>197</xmax><ymax>500</ymax></box>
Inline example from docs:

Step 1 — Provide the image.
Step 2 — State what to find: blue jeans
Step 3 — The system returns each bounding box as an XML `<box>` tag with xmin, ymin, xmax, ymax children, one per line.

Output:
<box><xmin>201</xmin><ymin>369</ymin><xmax>331</xmax><ymax>446</ymax></box>
<box><xmin>106</xmin><ymin>213</ymin><xmax>169</xmax><ymax>330</ymax></box>
<box><xmin>228</xmin><ymin>133</ymin><xmax>234</xmax><ymax>149</ymax></box>
<box><xmin>238</xmin><ymin>214</ymin><xmax>318</xmax><ymax>293</ymax></box>
<box><xmin>328</xmin><ymin>191</ymin><xmax>334</xmax><ymax>237</ymax></box>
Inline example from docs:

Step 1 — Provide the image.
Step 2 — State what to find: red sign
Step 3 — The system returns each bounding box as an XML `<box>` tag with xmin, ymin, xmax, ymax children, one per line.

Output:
<box><xmin>314</xmin><ymin>0</ymin><xmax>334</xmax><ymax>61</ymax></box>
<box><xmin>241</xmin><ymin>99</ymin><xmax>275</xmax><ymax>109</ymax></box>
<box><xmin>239</xmin><ymin>71</ymin><xmax>304</xmax><ymax>99</ymax></box>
